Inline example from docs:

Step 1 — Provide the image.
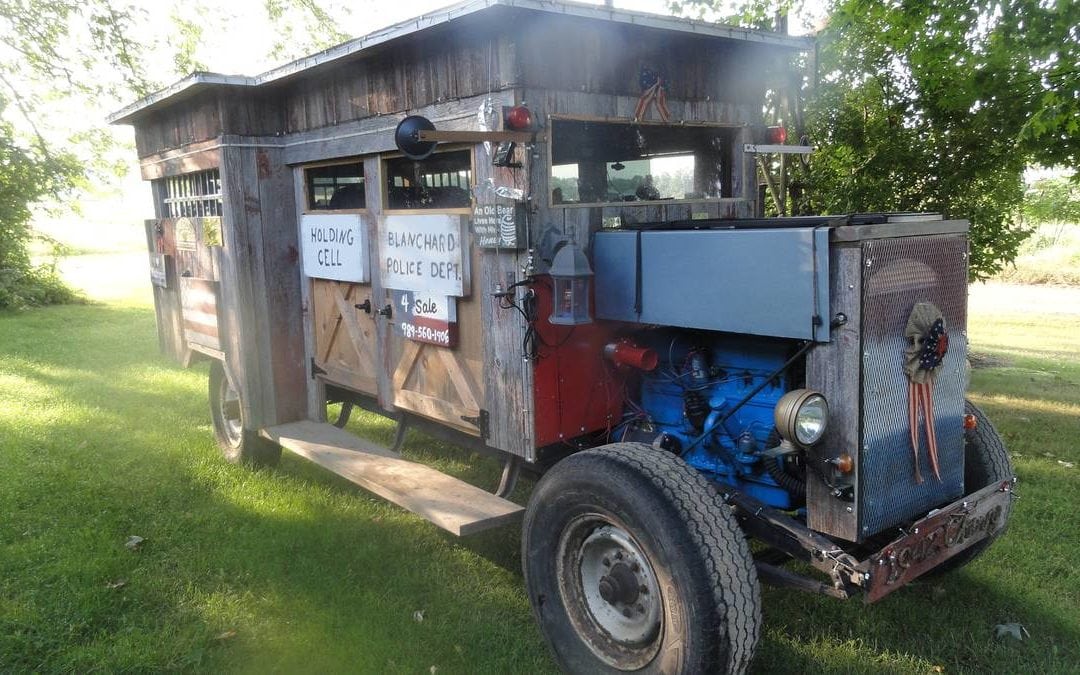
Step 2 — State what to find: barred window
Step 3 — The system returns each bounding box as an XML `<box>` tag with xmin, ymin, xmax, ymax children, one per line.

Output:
<box><xmin>160</xmin><ymin>169</ymin><xmax>222</xmax><ymax>218</ymax></box>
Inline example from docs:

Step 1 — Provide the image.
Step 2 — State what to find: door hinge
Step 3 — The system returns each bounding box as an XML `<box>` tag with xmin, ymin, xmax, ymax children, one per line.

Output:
<box><xmin>460</xmin><ymin>409</ymin><xmax>490</xmax><ymax>440</ymax></box>
<box><xmin>310</xmin><ymin>357</ymin><xmax>327</xmax><ymax>379</ymax></box>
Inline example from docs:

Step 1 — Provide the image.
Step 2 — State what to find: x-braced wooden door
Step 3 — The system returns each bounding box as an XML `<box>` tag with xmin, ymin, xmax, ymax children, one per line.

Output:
<box><xmin>312</xmin><ymin>279</ymin><xmax>380</xmax><ymax>397</ymax></box>
<box><xmin>385</xmin><ymin>246</ymin><xmax>484</xmax><ymax>437</ymax></box>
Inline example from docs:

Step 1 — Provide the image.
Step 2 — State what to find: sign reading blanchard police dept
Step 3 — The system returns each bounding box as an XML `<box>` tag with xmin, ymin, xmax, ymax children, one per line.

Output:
<box><xmin>380</xmin><ymin>215</ymin><xmax>470</xmax><ymax>296</ymax></box>
<box><xmin>301</xmin><ymin>213</ymin><xmax>369</xmax><ymax>283</ymax></box>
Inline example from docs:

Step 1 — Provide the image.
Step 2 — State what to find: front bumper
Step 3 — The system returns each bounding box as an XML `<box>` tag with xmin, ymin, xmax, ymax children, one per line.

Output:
<box><xmin>861</xmin><ymin>478</ymin><xmax>1013</xmax><ymax>602</ymax></box>
<box><xmin>726</xmin><ymin>478</ymin><xmax>1014</xmax><ymax>601</ymax></box>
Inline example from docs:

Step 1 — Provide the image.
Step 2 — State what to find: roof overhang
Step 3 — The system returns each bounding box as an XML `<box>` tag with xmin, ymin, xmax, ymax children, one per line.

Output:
<box><xmin>110</xmin><ymin>0</ymin><xmax>813</xmax><ymax>125</ymax></box>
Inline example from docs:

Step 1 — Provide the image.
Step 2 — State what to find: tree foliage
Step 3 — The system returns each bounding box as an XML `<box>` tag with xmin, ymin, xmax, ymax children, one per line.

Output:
<box><xmin>674</xmin><ymin>0</ymin><xmax>1080</xmax><ymax>278</ymax></box>
<box><xmin>1023</xmin><ymin>176</ymin><xmax>1080</xmax><ymax>226</ymax></box>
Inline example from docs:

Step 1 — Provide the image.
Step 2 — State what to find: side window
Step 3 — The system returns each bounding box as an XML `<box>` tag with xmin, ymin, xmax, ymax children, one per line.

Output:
<box><xmin>550</xmin><ymin>119</ymin><xmax>736</xmax><ymax>205</ymax></box>
<box><xmin>157</xmin><ymin>169</ymin><xmax>222</xmax><ymax>217</ymax></box>
<box><xmin>384</xmin><ymin>150</ymin><xmax>472</xmax><ymax>210</ymax></box>
<box><xmin>305</xmin><ymin>161</ymin><xmax>365</xmax><ymax>211</ymax></box>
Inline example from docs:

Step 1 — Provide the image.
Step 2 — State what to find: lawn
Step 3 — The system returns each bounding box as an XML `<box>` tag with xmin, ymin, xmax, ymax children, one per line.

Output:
<box><xmin>1</xmin><ymin>273</ymin><xmax>1078</xmax><ymax>672</ymax></box>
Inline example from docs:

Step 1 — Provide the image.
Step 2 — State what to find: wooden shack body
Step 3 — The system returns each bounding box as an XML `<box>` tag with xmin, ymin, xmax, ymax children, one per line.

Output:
<box><xmin>113</xmin><ymin>0</ymin><xmax>807</xmax><ymax>463</ymax></box>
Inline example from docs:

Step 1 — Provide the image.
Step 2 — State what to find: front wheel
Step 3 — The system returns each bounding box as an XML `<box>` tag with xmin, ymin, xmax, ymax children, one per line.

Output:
<box><xmin>208</xmin><ymin>360</ymin><xmax>280</xmax><ymax>466</ymax></box>
<box><xmin>522</xmin><ymin>443</ymin><xmax>760</xmax><ymax>674</ymax></box>
<box><xmin>930</xmin><ymin>399</ymin><xmax>1014</xmax><ymax>575</ymax></box>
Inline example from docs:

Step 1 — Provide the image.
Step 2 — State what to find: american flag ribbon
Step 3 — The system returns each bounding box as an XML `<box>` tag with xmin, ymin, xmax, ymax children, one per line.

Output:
<box><xmin>905</xmin><ymin>307</ymin><xmax>949</xmax><ymax>483</ymax></box>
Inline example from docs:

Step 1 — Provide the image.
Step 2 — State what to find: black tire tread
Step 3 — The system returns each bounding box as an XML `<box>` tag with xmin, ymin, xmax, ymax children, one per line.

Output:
<box><xmin>208</xmin><ymin>361</ymin><xmax>280</xmax><ymax>467</ymax></box>
<box><xmin>530</xmin><ymin>443</ymin><xmax>761</xmax><ymax>674</ymax></box>
<box><xmin>931</xmin><ymin>400</ymin><xmax>1013</xmax><ymax>574</ymax></box>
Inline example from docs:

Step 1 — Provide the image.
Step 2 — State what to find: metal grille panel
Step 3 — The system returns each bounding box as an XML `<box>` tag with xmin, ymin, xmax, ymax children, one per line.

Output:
<box><xmin>859</xmin><ymin>234</ymin><xmax>968</xmax><ymax>537</ymax></box>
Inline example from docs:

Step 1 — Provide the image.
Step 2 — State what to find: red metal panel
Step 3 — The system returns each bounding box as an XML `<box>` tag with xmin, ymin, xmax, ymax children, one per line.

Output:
<box><xmin>531</xmin><ymin>279</ymin><xmax>626</xmax><ymax>448</ymax></box>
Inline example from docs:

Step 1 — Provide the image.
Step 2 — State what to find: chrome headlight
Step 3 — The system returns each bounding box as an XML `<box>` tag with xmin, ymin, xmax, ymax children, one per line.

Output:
<box><xmin>774</xmin><ymin>389</ymin><xmax>829</xmax><ymax>446</ymax></box>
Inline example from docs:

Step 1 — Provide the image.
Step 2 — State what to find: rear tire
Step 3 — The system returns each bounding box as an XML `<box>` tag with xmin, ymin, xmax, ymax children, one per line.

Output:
<box><xmin>930</xmin><ymin>399</ymin><xmax>1013</xmax><ymax>574</ymax></box>
<box><xmin>208</xmin><ymin>360</ymin><xmax>280</xmax><ymax>467</ymax></box>
<box><xmin>522</xmin><ymin>443</ymin><xmax>760</xmax><ymax>674</ymax></box>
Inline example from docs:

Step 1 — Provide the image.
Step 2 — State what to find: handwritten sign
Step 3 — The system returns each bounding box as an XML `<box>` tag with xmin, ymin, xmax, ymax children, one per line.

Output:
<box><xmin>392</xmin><ymin>291</ymin><xmax>458</xmax><ymax>347</ymax></box>
<box><xmin>472</xmin><ymin>202</ymin><xmax>525</xmax><ymax>250</ymax></box>
<box><xmin>379</xmin><ymin>215</ymin><xmax>469</xmax><ymax>296</ymax></box>
<box><xmin>301</xmin><ymin>213</ymin><xmax>369</xmax><ymax>283</ymax></box>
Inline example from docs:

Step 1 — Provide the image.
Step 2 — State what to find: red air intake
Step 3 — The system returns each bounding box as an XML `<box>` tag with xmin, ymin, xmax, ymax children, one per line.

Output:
<box><xmin>604</xmin><ymin>340</ymin><xmax>659</xmax><ymax>371</ymax></box>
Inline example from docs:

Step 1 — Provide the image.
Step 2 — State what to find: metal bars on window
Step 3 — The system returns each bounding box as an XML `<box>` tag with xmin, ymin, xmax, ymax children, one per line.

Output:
<box><xmin>159</xmin><ymin>169</ymin><xmax>222</xmax><ymax>218</ymax></box>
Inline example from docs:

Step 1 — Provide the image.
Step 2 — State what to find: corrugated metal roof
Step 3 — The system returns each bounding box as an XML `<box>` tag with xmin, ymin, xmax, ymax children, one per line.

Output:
<box><xmin>110</xmin><ymin>0</ymin><xmax>812</xmax><ymax>124</ymax></box>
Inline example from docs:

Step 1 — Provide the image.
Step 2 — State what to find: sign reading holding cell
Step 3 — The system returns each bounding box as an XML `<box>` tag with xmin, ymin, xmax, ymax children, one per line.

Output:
<box><xmin>379</xmin><ymin>215</ymin><xmax>470</xmax><ymax>297</ymax></box>
<box><xmin>301</xmin><ymin>213</ymin><xmax>369</xmax><ymax>283</ymax></box>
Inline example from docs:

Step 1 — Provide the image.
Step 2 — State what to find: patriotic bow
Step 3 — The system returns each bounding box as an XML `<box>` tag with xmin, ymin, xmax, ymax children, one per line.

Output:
<box><xmin>903</xmin><ymin>303</ymin><xmax>949</xmax><ymax>483</ymax></box>
<box><xmin>635</xmin><ymin>67</ymin><xmax>670</xmax><ymax>123</ymax></box>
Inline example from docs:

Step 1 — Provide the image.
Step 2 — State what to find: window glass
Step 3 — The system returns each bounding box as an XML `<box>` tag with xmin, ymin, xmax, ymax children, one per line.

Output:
<box><xmin>306</xmin><ymin>162</ymin><xmax>365</xmax><ymax>210</ymax></box>
<box><xmin>385</xmin><ymin>150</ymin><xmax>472</xmax><ymax>210</ymax></box>
<box><xmin>550</xmin><ymin>119</ymin><xmax>735</xmax><ymax>205</ymax></box>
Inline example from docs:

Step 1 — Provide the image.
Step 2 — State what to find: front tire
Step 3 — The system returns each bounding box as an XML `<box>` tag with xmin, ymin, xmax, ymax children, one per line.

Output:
<box><xmin>208</xmin><ymin>360</ymin><xmax>280</xmax><ymax>466</ymax></box>
<box><xmin>522</xmin><ymin>443</ymin><xmax>760</xmax><ymax>674</ymax></box>
<box><xmin>931</xmin><ymin>399</ymin><xmax>1014</xmax><ymax>574</ymax></box>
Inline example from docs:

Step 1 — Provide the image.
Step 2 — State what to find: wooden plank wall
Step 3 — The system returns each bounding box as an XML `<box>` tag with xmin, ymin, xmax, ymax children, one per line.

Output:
<box><xmin>218</xmin><ymin>142</ymin><xmax>306</xmax><ymax>431</ymax></box>
<box><xmin>806</xmin><ymin>243</ymin><xmax>862</xmax><ymax>541</ymax></box>
<box><xmin>281</xmin><ymin>31</ymin><xmax>517</xmax><ymax>134</ymax></box>
<box><xmin>475</xmin><ymin>152</ymin><xmax>535</xmax><ymax>459</ymax></box>
<box><xmin>518</xmin><ymin>19</ymin><xmax>774</xmax><ymax>104</ymax></box>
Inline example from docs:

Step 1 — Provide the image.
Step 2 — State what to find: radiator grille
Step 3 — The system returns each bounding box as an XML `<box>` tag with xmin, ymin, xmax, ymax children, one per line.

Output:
<box><xmin>859</xmin><ymin>234</ymin><xmax>968</xmax><ymax>537</ymax></box>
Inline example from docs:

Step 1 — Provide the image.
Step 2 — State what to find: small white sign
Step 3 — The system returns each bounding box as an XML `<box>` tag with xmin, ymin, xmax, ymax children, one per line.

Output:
<box><xmin>379</xmin><ymin>215</ymin><xmax>469</xmax><ymax>296</ymax></box>
<box><xmin>301</xmin><ymin>213</ymin><xmax>369</xmax><ymax>283</ymax></box>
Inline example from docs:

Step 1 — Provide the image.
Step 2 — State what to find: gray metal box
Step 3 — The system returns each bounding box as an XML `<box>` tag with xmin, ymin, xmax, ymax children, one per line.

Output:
<box><xmin>592</xmin><ymin>228</ymin><xmax>831</xmax><ymax>341</ymax></box>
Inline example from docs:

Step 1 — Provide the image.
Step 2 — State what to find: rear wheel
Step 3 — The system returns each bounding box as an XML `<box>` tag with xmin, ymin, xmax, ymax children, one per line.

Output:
<box><xmin>930</xmin><ymin>399</ymin><xmax>1013</xmax><ymax>574</ymax></box>
<box><xmin>208</xmin><ymin>360</ymin><xmax>280</xmax><ymax>466</ymax></box>
<box><xmin>522</xmin><ymin>443</ymin><xmax>760</xmax><ymax>674</ymax></box>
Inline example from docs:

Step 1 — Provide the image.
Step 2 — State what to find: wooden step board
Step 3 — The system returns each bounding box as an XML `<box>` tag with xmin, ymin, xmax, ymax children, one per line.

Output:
<box><xmin>260</xmin><ymin>421</ymin><xmax>523</xmax><ymax>536</ymax></box>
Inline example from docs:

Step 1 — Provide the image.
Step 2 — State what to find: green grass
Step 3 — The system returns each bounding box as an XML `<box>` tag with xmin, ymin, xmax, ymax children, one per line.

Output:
<box><xmin>2</xmin><ymin>289</ymin><xmax>1078</xmax><ymax>672</ymax></box>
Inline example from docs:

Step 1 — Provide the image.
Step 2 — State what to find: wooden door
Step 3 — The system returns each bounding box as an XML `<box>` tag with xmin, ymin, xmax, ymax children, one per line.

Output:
<box><xmin>312</xmin><ymin>279</ymin><xmax>380</xmax><ymax>396</ymax></box>
<box><xmin>383</xmin><ymin>242</ymin><xmax>484</xmax><ymax>437</ymax></box>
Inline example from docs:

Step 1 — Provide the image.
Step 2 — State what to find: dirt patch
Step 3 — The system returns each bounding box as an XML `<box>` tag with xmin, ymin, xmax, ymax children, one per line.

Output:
<box><xmin>968</xmin><ymin>352</ymin><xmax>1013</xmax><ymax>369</ymax></box>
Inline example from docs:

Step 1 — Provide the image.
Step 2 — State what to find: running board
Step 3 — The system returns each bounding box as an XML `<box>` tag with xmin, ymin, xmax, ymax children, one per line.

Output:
<box><xmin>260</xmin><ymin>421</ymin><xmax>523</xmax><ymax>536</ymax></box>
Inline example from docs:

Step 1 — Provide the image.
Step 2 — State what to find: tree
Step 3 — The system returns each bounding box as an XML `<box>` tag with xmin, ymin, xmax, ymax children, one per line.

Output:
<box><xmin>672</xmin><ymin>0</ymin><xmax>1080</xmax><ymax>278</ymax></box>
<box><xmin>1022</xmin><ymin>176</ymin><xmax>1080</xmax><ymax>226</ymax></box>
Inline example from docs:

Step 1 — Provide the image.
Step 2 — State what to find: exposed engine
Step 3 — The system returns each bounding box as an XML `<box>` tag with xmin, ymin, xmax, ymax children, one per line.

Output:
<box><xmin>616</xmin><ymin>331</ymin><xmax>806</xmax><ymax>509</ymax></box>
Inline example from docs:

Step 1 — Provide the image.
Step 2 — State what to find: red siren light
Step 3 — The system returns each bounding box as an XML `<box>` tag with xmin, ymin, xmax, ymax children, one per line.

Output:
<box><xmin>766</xmin><ymin>125</ymin><xmax>788</xmax><ymax>144</ymax></box>
<box><xmin>505</xmin><ymin>105</ymin><xmax>534</xmax><ymax>131</ymax></box>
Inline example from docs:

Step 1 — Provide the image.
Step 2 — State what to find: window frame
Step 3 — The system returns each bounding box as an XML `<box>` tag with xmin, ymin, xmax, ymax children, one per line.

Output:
<box><xmin>381</xmin><ymin>146</ymin><xmax>475</xmax><ymax>215</ymax></box>
<box><xmin>546</xmin><ymin>115</ymin><xmax>741</xmax><ymax>209</ymax></box>
<box><xmin>301</xmin><ymin>158</ymin><xmax>368</xmax><ymax>214</ymax></box>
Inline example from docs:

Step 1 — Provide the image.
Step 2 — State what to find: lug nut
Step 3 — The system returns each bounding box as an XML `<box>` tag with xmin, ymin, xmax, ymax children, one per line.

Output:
<box><xmin>635</xmin><ymin>604</ymin><xmax>644</xmax><ymax>613</ymax></box>
<box><xmin>622</xmin><ymin>608</ymin><xmax>632</xmax><ymax>618</ymax></box>
<box><xmin>614</xmin><ymin>551</ymin><xmax>624</xmax><ymax>560</ymax></box>
<box><xmin>630</xmin><ymin>562</ymin><xmax>640</xmax><ymax>573</ymax></box>
<box><xmin>639</xmin><ymin>584</ymin><xmax>648</xmax><ymax>594</ymax></box>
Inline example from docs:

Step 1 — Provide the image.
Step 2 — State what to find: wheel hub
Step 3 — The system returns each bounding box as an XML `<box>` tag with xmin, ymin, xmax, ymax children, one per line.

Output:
<box><xmin>598</xmin><ymin>562</ymin><xmax>640</xmax><ymax>606</ymax></box>
<box><xmin>569</xmin><ymin>523</ymin><xmax>662</xmax><ymax>649</ymax></box>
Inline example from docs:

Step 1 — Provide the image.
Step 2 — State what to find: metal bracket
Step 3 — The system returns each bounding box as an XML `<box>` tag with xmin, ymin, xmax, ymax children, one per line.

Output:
<box><xmin>744</xmin><ymin>144</ymin><xmax>815</xmax><ymax>154</ymax></box>
<box><xmin>460</xmin><ymin>409</ymin><xmax>490</xmax><ymax>440</ymax></box>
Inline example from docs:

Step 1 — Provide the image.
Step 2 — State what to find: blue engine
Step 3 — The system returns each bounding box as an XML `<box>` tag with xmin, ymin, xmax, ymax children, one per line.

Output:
<box><xmin>619</xmin><ymin>331</ymin><xmax>802</xmax><ymax>509</ymax></box>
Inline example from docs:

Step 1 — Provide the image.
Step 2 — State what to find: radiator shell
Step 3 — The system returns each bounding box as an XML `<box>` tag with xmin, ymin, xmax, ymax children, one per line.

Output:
<box><xmin>807</xmin><ymin>223</ymin><xmax>970</xmax><ymax>541</ymax></box>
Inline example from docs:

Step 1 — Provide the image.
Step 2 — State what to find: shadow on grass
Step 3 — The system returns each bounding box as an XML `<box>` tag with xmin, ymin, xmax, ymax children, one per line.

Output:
<box><xmin>3</xmin><ymin>303</ymin><xmax>1076</xmax><ymax>672</ymax></box>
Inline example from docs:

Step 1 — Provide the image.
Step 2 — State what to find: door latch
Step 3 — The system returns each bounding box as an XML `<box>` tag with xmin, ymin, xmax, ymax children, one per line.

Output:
<box><xmin>376</xmin><ymin>304</ymin><xmax>393</xmax><ymax>319</ymax></box>
<box><xmin>355</xmin><ymin>299</ymin><xmax>372</xmax><ymax>314</ymax></box>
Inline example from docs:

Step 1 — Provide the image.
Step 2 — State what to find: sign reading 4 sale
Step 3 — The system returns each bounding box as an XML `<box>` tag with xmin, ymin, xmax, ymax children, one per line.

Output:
<box><xmin>392</xmin><ymin>290</ymin><xmax>458</xmax><ymax>347</ymax></box>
